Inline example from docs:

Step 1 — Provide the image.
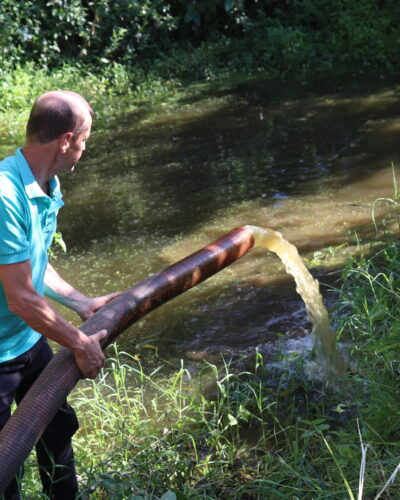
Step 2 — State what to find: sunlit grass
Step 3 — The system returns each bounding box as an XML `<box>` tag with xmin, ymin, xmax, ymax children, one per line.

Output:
<box><xmin>0</xmin><ymin>63</ymin><xmax>184</xmax><ymax>156</ymax></box>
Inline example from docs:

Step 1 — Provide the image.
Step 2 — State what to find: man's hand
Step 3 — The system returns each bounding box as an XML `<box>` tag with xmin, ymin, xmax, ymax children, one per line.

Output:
<box><xmin>44</xmin><ymin>264</ymin><xmax>120</xmax><ymax>320</ymax></box>
<box><xmin>72</xmin><ymin>329</ymin><xmax>108</xmax><ymax>379</ymax></box>
<box><xmin>0</xmin><ymin>260</ymin><xmax>111</xmax><ymax>379</ymax></box>
<box><xmin>77</xmin><ymin>292</ymin><xmax>121</xmax><ymax>321</ymax></box>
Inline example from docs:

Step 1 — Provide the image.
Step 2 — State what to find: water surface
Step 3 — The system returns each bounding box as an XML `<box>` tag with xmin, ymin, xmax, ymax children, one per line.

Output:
<box><xmin>52</xmin><ymin>78</ymin><xmax>400</xmax><ymax>360</ymax></box>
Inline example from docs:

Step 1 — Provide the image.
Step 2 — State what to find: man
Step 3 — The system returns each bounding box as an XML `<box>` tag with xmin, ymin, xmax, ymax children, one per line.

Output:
<box><xmin>0</xmin><ymin>91</ymin><xmax>119</xmax><ymax>499</ymax></box>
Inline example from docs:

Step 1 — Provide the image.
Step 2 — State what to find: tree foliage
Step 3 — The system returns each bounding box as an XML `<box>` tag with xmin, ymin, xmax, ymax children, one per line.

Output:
<box><xmin>0</xmin><ymin>0</ymin><xmax>176</xmax><ymax>67</ymax></box>
<box><xmin>1</xmin><ymin>0</ymin><xmax>400</xmax><ymax>74</ymax></box>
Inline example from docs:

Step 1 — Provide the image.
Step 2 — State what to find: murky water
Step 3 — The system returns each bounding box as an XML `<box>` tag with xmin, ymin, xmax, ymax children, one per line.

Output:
<box><xmin>248</xmin><ymin>225</ymin><xmax>346</xmax><ymax>374</ymax></box>
<box><xmin>47</xmin><ymin>78</ymin><xmax>400</xmax><ymax>361</ymax></box>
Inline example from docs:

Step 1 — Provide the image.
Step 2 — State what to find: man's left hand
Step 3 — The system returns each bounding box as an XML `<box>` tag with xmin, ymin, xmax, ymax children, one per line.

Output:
<box><xmin>78</xmin><ymin>292</ymin><xmax>120</xmax><ymax>321</ymax></box>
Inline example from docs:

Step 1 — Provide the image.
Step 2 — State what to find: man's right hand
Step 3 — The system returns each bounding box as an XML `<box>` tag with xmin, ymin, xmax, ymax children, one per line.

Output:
<box><xmin>72</xmin><ymin>329</ymin><xmax>108</xmax><ymax>379</ymax></box>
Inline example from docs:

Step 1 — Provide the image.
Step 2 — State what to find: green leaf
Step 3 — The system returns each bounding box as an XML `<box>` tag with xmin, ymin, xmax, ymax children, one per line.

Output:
<box><xmin>160</xmin><ymin>492</ymin><xmax>176</xmax><ymax>500</ymax></box>
<box><xmin>174</xmin><ymin>492</ymin><xmax>191</xmax><ymax>500</ymax></box>
<box><xmin>160</xmin><ymin>491</ymin><xmax>191</xmax><ymax>500</ymax></box>
<box><xmin>228</xmin><ymin>413</ymin><xmax>238</xmax><ymax>426</ymax></box>
<box><xmin>53</xmin><ymin>232</ymin><xmax>67</xmax><ymax>252</ymax></box>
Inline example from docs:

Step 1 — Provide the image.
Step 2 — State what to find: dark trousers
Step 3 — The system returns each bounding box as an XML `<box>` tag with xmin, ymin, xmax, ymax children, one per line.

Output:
<box><xmin>0</xmin><ymin>337</ymin><xmax>79</xmax><ymax>499</ymax></box>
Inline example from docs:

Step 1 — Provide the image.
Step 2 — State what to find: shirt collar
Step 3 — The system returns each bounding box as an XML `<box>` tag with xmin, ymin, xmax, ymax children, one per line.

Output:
<box><xmin>15</xmin><ymin>148</ymin><xmax>63</xmax><ymax>202</ymax></box>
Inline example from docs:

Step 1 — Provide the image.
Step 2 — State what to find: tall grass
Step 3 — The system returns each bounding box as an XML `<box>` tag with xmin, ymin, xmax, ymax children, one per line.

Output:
<box><xmin>20</xmin><ymin>299</ymin><xmax>400</xmax><ymax>500</ymax></box>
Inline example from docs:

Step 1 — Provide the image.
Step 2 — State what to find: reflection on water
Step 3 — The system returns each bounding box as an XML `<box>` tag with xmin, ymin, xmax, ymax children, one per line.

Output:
<box><xmin>54</xmin><ymin>78</ymin><xmax>400</xmax><ymax>358</ymax></box>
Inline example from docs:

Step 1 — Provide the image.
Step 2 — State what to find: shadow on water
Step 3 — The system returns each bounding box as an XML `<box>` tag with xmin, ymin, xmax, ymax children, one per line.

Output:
<box><xmin>54</xmin><ymin>76</ymin><xmax>400</xmax><ymax>358</ymax></box>
<box><xmin>60</xmin><ymin>76</ymin><xmax>400</xmax><ymax>250</ymax></box>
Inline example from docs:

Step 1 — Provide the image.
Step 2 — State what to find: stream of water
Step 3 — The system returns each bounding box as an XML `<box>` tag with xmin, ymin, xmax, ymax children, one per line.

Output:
<box><xmin>248</xmin><ymin>225</ymin><xmax>347</xmax><ymax>374</ymax></box>
<box><xmin>18</xmin><ymin>77</ymin><xmax>400</xmax><ymax>363</ymax></box>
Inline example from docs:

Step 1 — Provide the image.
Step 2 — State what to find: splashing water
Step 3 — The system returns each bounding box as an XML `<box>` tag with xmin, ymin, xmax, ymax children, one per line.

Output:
<box><xmin>246</xmin><ymin>225</ymin><xmax>347</xmax><ymax>375</ymax></box>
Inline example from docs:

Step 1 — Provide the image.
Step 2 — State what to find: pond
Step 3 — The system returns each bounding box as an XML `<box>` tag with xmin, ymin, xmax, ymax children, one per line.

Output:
<box><xmin>52</xmin><ymin>77</ymin><xmax>400</xmax><ymax>362</ymax></box>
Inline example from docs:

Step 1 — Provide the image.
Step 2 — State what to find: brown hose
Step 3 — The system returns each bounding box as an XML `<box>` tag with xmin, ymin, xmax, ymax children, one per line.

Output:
<box><xmin>0</xmin><ymin>226</ymin><xmax>254</xmax><ymax>493</ymax></box>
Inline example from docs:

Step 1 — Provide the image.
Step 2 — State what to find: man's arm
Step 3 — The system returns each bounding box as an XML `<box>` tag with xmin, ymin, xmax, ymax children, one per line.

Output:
<box><xmin>44</xmin><ymin>263</ymin><xmax>119</xmax><ymax>320</ymax></box>
<box><xmin>0</xmin><ymin>260</ymin><xmax>108</xmax><ymax>379</ymax></box>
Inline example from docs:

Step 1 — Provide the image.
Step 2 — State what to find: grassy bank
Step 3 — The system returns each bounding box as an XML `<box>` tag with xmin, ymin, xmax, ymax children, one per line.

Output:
<box><xmin>19</xmin><ymin>229</ymin><xmax>400</xmax><ymax>498</ymax></box>
<box><xmin>1</xmin><ymin>27</ymin><xmax>400</xmax><ymax>156</ymax></box>
<box><xmin>0</xmin><ymin>63</ymin><xmax>168</xmax><ymax>154</ymax></box>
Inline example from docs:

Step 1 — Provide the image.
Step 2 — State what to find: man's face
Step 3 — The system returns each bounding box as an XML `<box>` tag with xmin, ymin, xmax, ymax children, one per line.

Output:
<box><xmin>63</xmin><ymin>112</ymin><xmax>92</xmax><ymax>173</ymax></box>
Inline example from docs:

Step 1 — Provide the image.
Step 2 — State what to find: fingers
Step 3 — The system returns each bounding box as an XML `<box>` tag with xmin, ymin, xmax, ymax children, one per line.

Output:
<box><xmin>92</xmin><ymin>329</ymin><xmax>108</xmax><ymax>344</ymax></box>
<box><xmin>75</xmin><ymin>352</ymin><xmax>104</xmax><ymax>379</ymax></box>
<box><xmin>80</xmin><ymin>292</ymin><xmax>120</xmax><ymax>320</ymax></box>
<box><xmin>102</xmin><ymin>291</ymin><xmax>121</xmax><ymax>304</ymax></box>
<box><xmin>73</xmin><ymin>329</ymin><xmax>108</xmax><ymax>379</ymax></box>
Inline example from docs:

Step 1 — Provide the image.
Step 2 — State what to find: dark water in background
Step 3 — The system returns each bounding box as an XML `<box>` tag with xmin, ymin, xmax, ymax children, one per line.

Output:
<box><xmin>53</xmin><ymin>77</ymin><xmax>400</xmax><ymax>360</ymax></box>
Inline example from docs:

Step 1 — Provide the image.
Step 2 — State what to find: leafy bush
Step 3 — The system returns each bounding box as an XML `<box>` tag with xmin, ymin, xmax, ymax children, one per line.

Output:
<box><xmin>1</xmin><ymin>0</ymin><xmax>400</xmax><ymax>76</ymax></box>
<box><xmin>0</xmin><ymin>0</ymin><xmax>176</xmax><ymax>68</ymax></box>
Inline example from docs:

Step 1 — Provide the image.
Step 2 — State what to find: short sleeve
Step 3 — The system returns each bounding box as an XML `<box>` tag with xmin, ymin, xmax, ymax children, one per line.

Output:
<box><xmin>0</xmin><ymin>182</ymin><xmax>30</xmax><ymax>264</ymax></box>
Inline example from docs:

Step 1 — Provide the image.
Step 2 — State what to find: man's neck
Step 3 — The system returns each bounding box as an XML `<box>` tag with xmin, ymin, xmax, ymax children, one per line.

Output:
<box><xmin>21</xmin><ymin>143</ymin><xmax>58</xmax><ymax>192</ymax></box>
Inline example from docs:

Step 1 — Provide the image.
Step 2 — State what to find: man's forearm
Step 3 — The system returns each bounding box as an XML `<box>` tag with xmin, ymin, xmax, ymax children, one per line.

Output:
<box><xmin>9</xmin><ymin>286</ymin><xmax>89</xmax><ymax>352</ymax></box>
<box><xmin>44</xmin><ymin>263</ymin><xmax>88</xmax><ymax>317</ymax></box>
<box><xmin>0</xmin><ymin>237</ymin><xmax>107</xmax><ymax>379</ymax></box>
<box><xmin>8</xmin><ymin>287</ymin><xmax>106</xmax><ymax>378</ymax></box>
<box><xmin>45</xmin><ymin>263</ymin><xmax>120</xmax><ymax>321</ymax></box>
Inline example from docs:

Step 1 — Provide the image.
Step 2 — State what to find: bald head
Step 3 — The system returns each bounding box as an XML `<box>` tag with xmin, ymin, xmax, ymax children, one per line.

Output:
<box><xmin>26</xmin><ymin>91</ymin><xmax>93</xmax><ymax>144</ymax></box>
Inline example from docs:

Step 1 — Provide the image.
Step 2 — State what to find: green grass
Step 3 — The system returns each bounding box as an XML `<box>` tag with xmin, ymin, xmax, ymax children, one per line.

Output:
<box><xmin>0</xmin><ymin>62</ymin><xmax>185</xmax><ymax>159</ymax></box>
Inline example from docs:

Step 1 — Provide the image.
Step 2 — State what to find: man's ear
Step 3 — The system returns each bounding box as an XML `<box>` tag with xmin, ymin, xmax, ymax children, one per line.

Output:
<box><xmin>59</xmin><ymin>132</ymin><xmax>74</xmax><ymax>153</ymax></box>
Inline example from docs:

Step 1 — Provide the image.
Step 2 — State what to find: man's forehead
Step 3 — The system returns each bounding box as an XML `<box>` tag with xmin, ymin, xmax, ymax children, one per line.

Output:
<box><xmin>76</xmin><ymin>115</ymin><xmax>92</xmax><ymax>137</ymax></box>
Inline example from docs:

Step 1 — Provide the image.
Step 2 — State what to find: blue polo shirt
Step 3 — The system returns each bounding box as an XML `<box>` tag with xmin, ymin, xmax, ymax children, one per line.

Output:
<box><xmin>0</xmin><ymin>148</ymin><xmax>64</xmax><ymax>362</ymax></box>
